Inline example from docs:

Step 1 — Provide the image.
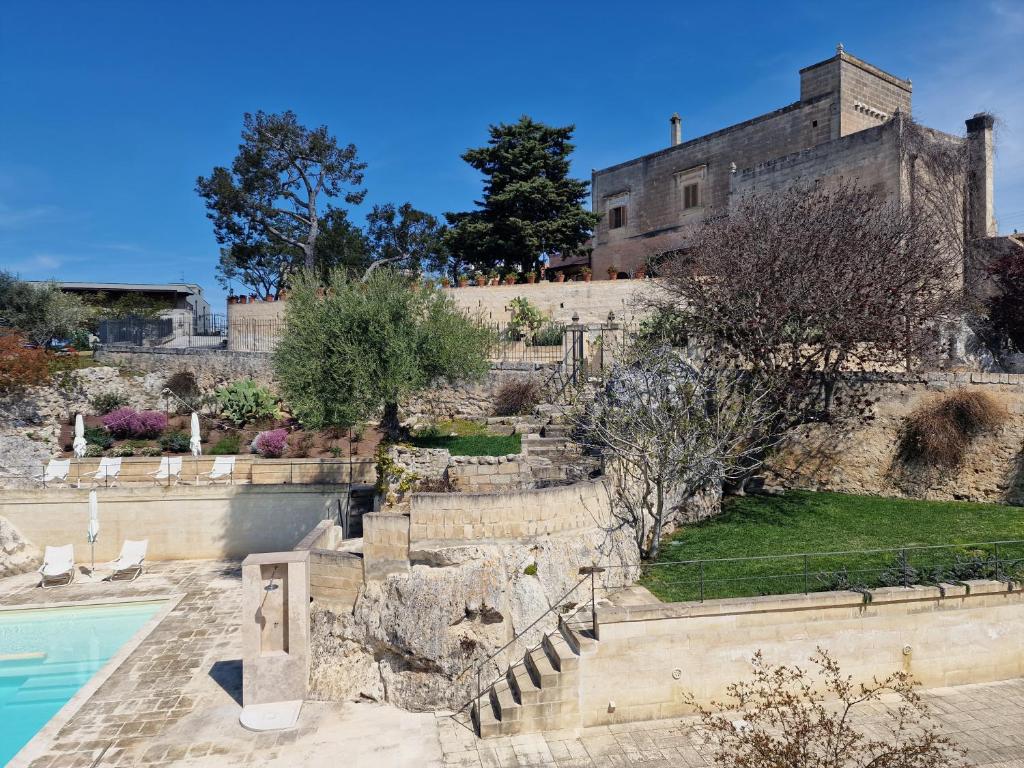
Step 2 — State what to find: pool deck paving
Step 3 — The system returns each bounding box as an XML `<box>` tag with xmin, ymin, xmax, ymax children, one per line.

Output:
<box><xmin>2</xmin><ymin>560</ymin><xmax>1024</xmax><ymax>767</ymax></box>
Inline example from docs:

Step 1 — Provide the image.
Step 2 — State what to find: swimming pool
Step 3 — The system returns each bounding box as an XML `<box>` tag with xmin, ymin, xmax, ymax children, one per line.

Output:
<box><xmin>0</xmin><ymin>600</ymin><xmax>165</xmax><ymax>765</ymax></box>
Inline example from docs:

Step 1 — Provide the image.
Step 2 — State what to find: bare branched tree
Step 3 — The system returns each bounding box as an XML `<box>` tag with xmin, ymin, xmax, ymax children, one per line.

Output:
<box><xmin>688</xmin><ymin>649</ymin><xmax>966</xmax><ymax>768</ymax></box>
<box><xmin>573</xmin><ymin>342</ymin><xmax>782</xmax><ymax>560</ymax></box>
<box><xmin>654</xmin><ymin>180</ymin><xmax>964</xmax><ymax>481</ymax></box>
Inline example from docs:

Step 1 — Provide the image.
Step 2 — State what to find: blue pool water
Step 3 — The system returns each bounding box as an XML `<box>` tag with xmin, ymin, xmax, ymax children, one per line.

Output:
<box><xmin>0</xmin><ymin>600</ymin><xmax>164</xmax><ymax>765</ymax></box>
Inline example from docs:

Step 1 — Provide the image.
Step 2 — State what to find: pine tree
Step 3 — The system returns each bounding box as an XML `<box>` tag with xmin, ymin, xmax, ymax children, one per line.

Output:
<box><xmin>446</xmin><ymin>116</ymin><xmax>598</xmax><ymax>274</ymax></box>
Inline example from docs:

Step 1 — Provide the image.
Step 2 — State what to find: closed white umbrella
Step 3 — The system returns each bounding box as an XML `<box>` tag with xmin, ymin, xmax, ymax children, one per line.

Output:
<box><xmin>87</xmin><ymin>490</ymin><xmax>100</xmax><ymax>576</ymax></box>
<box><xmin>73</xmin><ymin>414</ymin><xmax>87</xmax><ymax>458</ymax></box>
<box><xmin>190</xmin><ymin>412</ymin><xmax>202</xmax><ymax>484</ymax></box>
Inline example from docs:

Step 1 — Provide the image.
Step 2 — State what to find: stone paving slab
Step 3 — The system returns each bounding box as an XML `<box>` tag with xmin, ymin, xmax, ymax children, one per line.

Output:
<box><xmin>0</xmin><ymin>561</ymin><xmax>443</xmax><ymax>767</ymax></box>
<box><xmin>436</xmin><ymin>678</ymin><xmax>1024</xmax><ymax>767</ymax></box>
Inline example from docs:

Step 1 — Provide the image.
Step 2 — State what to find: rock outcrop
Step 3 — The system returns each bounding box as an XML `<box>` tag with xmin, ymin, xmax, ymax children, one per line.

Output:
<box><xmin>0</xmin><ymin>516</ymin><xmax>41</xmax><ymax>577</ymax></box>
<box><xmin>309</xmin><ymin>525</ymin><xmax>639</xmax><ymax>711</ymax></box>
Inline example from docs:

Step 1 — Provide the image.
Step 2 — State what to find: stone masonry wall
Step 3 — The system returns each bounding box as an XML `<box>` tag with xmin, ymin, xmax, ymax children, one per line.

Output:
<box><xmin>768</xmin><ymin>373</ymin><xmax>1024</xmax><ymax>504</ymax></box>
<box><xmin>446</xmin><ymin>455</ymin><xmax>535</xmax><ymax>493</ymax></box>
<box><xmin>362</xmin><ymin>512</ymin><xmax>410</xmax><ymax>582</ymax></box>
<box><xmin>95</xmin><ymin>346</ymin><xmax>275</xmax><ymax>389</ymax></box>
<box><xmin>408</xmin><ymin>479</ymin><xmax>610</xmax><ymax>543</ymax></box>
<box><xmin>582</xmin><ymin>580</ymin><xmax>1024</xmax><ymax>727</ymax></box>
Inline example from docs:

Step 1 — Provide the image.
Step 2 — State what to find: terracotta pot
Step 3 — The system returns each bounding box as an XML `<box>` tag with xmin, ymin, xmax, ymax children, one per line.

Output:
<box><xmin>249</xmin><ymin>294</ymin><xmax>258</xmax><ymax>302</ymax></box>
<box><xmin>634</xmin><ymin>268</ymin><xmax>647</xmax><ymax>279</ymax></box>
<box><xmin>458</xmin><ymin>279</ymin><xmax>469</xmax><ymax>288</ymax></box>
<box><xmin>278</xmin><ymin>291</ymin><xmax>287</xmax><ymax>300</ymax></box>
<box><xmin>265</xmin><ymin>295</ymin><xmax>275</xmax><ymax>302</ymax></box>
<box><xmin>527</xmin><ymin>275</ymin><xmax>536</xmax><ymax>284</ymax></box>
<box><xmin>607</xmin><ymin>272</ymin><xmax>618</xmax><ymax>281</ymax></box>
<box><xmin>583</xmin><ymin>274</ymin><xmax>592</xmax><ymax>283</ymax></box>
<box><xmin>476</xmin><ymin>276</ymin><xmax>486</xmax><ymax>286</ymax></box>
<box><xmin>504</xmin><ymin>276</ymin><xmax>516</xmax><ymax>285</ymax></box>
<box><xmin>227</xmin><ymin>296</ymin><xmax>236</xmax><ymax>304</ymax></box>
<box><xmin>237</xmin><ymin>296</ymin><xmax>247</xmax><ymax>304</ymax></box>
<box><xmin>489</xmin><ymin>278</ymin><xmax>499</xmax><ymax>286</ymax></box>
<box><xmin>555</xmin><ymin>273</ymin><xmax>566</xmax><ymax>283</ymax></box>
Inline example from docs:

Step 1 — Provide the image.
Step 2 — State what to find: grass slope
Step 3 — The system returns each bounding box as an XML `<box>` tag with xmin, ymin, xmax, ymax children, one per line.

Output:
<box><xmin>642</xmin><ymin>491</ymin><xmax>1024</xmax><ymax>602</ymax></box>
<box><xmin>408</xmin><ymin>419</ymin><xmax>521</xmax><ymax>456</ymax></box>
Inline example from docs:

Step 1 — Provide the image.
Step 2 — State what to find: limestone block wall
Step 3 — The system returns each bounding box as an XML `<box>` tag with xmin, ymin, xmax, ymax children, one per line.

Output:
<box><xmin>95</xmin><ymin>347</ymin><xmax>276</xmax><ymax>389</ymax></box>
<box><xmin>0</xmin><ymin>484</ymin><xmax>348</xmax><ymax>561</ymax></box>
<box><xmin>362</xmin><ymin>512</ymin><xmax>410</xmax><ymax>582</ymax></box>
<box><xmin>447</xmin><ymin>455</ymin><xmax>534</xmax><ymax>493</ymax></box>
<box><xmin>408</xmin><ymin>479</ymin><xmax>610</xmax><ymax>542</ymax></box>
<box><xmin>307</xmin><ymin>548</ymin><xmax>363</xmax><ymax>611</ymax></box>
<box><xmin>581</xmin><ymin>580</ymin><xmax>1024</xmax><ymax>727</ymax></box>
<box><xmin>443</xmin><ymin>280</ymin><xmax>657</xmax><ymax>325</ymax></box>
<box><xmin>768</xmin><ymin>373</ymin><xmax>1024</xmax><ymax>504</ymax></box>
<box><xmin>403</xmin><ymin>362</ymin><xmax>559</xmax><ymax>422</ymax></box>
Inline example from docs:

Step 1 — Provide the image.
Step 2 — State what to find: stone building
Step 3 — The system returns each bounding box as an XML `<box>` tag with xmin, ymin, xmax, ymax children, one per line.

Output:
<box><xmin>587</xmin><ymin>46</ymin><xmax>1003</xmax><ymax>280</ymax></box>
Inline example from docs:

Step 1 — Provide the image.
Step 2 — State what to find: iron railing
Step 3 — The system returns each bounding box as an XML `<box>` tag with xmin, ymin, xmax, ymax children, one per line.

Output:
<box><xmin>489</xmin><ymin>322</ymin><xmax>567</xmax><ymax>363</ymax></box>
<box><xmin>607</xmin><ymin>540</ymin><xmax>1024</xmax><ymax>603</ymax></box>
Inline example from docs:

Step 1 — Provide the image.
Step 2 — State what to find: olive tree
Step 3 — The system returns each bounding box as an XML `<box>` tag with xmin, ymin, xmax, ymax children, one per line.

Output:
<box><xmin>273</xmin><ymin>268</ymin><xmax>494</xmax><ymax>437</ymax></box>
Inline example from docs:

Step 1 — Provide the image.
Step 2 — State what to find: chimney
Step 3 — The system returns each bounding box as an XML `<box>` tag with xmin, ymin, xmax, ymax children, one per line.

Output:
<box><xmin>669</xmin><ymin>113</ymin><xmax>682</xmax><ymax>147</ymax></box>
<box><xmin>965</xmin><ymin>112</ymin><xmax>996</xmax><ymax>239</ymax></box>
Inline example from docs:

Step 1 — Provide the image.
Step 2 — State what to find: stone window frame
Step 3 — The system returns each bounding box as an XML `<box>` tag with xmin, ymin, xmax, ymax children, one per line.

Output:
<box><xmin>604</xmin><ymin>192</ymin><xmax>630</xmax><ymax>232</ymax></box>
<box><xmin>674</xmin><ymin>164</ymin><xmax>706</xmax><ymax>217</ymax></box>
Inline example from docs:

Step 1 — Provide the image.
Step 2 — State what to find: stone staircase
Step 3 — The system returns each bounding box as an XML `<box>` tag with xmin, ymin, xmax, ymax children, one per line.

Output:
<box><xmin>471</xmin><ymin>619</ymin><xmax>594</xmax><ymax>737</ymax></box>
<box><xmin>522</xmin><ymin>406</ymin><xmax>600</xmax><ymax>484</ymax></box>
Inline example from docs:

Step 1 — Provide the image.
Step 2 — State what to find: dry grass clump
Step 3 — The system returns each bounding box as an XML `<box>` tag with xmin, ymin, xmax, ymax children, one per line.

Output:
<box><xmin>494</xmin><ymin>377</ymin><xmax>543</xmax><ymax>417</ymax></box>
<box><xmin>898</xmin><ymin>389</ymin><xmax>1007</xmax><ymax>467</ymax></box>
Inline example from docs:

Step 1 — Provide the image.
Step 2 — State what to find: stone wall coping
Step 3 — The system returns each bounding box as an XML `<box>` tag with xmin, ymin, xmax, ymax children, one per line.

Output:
<box><xmin>294</xmin><ymin>520</ymin><xmax>336</xmax><ymax>551</ymax></box>
<box><xmin>241</xmin><ymin>549</ymin><xmax>310</xmax><ymax>567</ymax></box>
<box><xmin>308</xmin><ymin>547</ymin><xmax>362</xmax><ymax>563</ymax></box>
<box><xmin>597</xmin><ymin>579</ymin><xmax>1018</xmax><ymax>625</ymax></box>
<box><xmin>412</xmin><ymin>476</ymin><xmax>606</xmax><ymax>502</ymax></box>
<box><xmin>0</xmin><ymin>483</ymin><xmax>352</xmax><ymax>503</ymax></box>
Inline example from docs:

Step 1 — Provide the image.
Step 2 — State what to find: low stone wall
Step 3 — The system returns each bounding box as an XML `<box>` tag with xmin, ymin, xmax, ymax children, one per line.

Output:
<box><xmin>769</xmin><ymin>373</ymin><xmax>1024</xmax><ymax>504</ymax></box>
<box><xmin>409</xmin><ymin>479</ymin><xmax>610</xmax><ymax>542</ymax></box>
<box><xmin>447</xmin><ymin>455</ymin><xmax>535</xmax><ymax>493</ymax></box>
<box><xmin>31</xmin><ymin>455</ymin><xmax>375</xmax><ymax>487</ymax></box>
<box><xmin>0</xmin><ymin>484</ymin><xmax>349</xmax><ymax>561</ymax></box>
<box><xmin>95</xmin><ymin>346</ymin><xmax>274</xmax><ymax>389</ymax></box>
<box><xmin>581</xmin><ymin>580</ymin><xmax>1024</xmax><ymax>727</ymax></box>
<box><xmin>404</xmin><ymin>362</ymin><xmax>559</xmax><ymax>423</ymax></box>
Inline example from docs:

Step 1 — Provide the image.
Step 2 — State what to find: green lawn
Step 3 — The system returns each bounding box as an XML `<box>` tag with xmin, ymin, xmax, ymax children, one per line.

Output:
<box><xmin>408</xmin><ymin>419</ymin><xmax>521</xmax><ymax>456</ymax></box>
<box><xmin>641</xmin><ymin>490</ymin><xmax>1024</xmax><ymax>603</ymax></box>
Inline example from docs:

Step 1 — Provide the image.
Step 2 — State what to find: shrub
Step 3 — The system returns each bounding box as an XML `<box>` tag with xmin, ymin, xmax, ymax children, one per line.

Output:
<box><xmin>0</xmin><ymin>329</ymin><xmax>49</xmax><ymax>394</ymax></box>
<box><xmin>210</xmin><ymin>434</ymin><xmax>242</xmax><ymax>455</ymax></box>
<box><xmin>215</xmin><ymin>379</ymin><xmax>277</xmax><ymax>426</ymax></box>
<box><xmin>84</xmin><ymin>444</ymin><xmax>104</xmax><ymax>458</ymax></box>
<box><xmin>138</xmin><ymin>445</ymin><xmax>162</xmax><ymax>457</ymax></box>
<box><xmin>89</xmin><ymin>391</ymin><xmax>128</xmax><ymax>415</ymax></box>
<box><xmin>102</xmin><ymin>408</ymin><xmax>168</xmax><ymax>439</ymax></box>
<box><xmin>163</xmin><ymin>370</ymin><xmax>201</xmax><ymax>413</ymax></box>
<box><xmin>68</xmin><ymin>329</ymin><xmax>92</xmax><ymax>351</ymax></box>
<box><xmin>507</xmin><ymin>297</ymin><xmax>545</xmax><ymax>341</ymax></box>
<box><xmin>159</xmin><ymin>430</ymin><xmax>192</xmax><ymax>453</ymax></box>
<box><xmin>253</xmin><ymin>428</ymin><xmax>288</xmax><ymax>458</ymax></box>
<box><xmin>528</xmin><ymin>323</ymin><xmax>564</xmax><ymax>347</ymax></box>
<box><xmin>109</xmin><ymin>444</ymin><xmax>135</xmax><ymax>458</ymax></box>
<box><xmin>523</xmin><ymin>563</ymin><xmax>538</xmax><ymax>576</ymax></box>
<box><xmin>83</xmin><ymin>426</ymin><xmax>113</xmax><ymax>449</ymax></box>
<box><xmin>898</xmin><ymin>389</ymin><xmax>1006</xmax><ymax>467</ymax></box>
<box><xmin>494</xmin><ymin>377</ymin><xmax>543</xmax><ymax>416</ymax></box>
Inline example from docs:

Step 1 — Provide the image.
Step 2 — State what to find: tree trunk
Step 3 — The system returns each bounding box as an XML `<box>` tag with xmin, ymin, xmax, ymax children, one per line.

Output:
<box><xmin>381</xmin><ymin>401</ymin><xmax>401</xmax><ymax>441</ymax></box>
<box><xmin>648</xmin><ymin>477</ymin><xmax>666</xmax><ymax>561</ymax></box>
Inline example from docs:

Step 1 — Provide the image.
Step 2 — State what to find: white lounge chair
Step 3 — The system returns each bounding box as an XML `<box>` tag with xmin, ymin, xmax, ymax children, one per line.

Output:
<box><xmin>38</xmin><ymin>544</ymin><xmax>75</xmax><ymax>588</ymax></box>
<box><xmin>202</xmin><ymin>456</ymin><xmax>235</xmax><ymax>484</ymax></box>
<box><xmin>147</xmin><ymin>457</ymin><xmax>182</xmax><ymax>485</ymax></box>
<box><xmin>80</xmin><ymin>457</ymin><xmax>121</xmax><ymax>487</ymax></box>
<box><xmin>36</xmin><ymin>459</ymin><xmax>70</xmax><ymax>487</ymax></box>
<box><xmin>107</xmin><ymin>539</ymin><xmax>148</xmax><ymax>582</ymax></box>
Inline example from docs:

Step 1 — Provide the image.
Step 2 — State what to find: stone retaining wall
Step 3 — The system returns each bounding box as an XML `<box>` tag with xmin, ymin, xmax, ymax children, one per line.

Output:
<box><xmin>0</xmin><ymin>484</ymin><xmax>348</xmax><ymax>561</ymax></box>
<box><xmin>769</xmin><ymin>373</ymin><xmax>1024</xmax><ymax>503</ymax></box>
<box><xmin>362</xmin><ymin>512</ymin><xmax>410</xmax><ymax>582</ymax></box>
<box><xmin>447</xmin><ymin>455</ymin><xmax>535</xmax><ymax>493</ymax></box>
<box><xmin>581</xmin><ymin>580</ymin><xmax>1024</xmax><ymax>727</ymax></box>
<box><xmin>95</xmin><ymin>346</ymin><xmax>274</xmax><ymax>389</ymax></box>
<box><xmin>409</xmin><ymin>479</ymin><xmax>610</xmax><ymax>542</ymax></box>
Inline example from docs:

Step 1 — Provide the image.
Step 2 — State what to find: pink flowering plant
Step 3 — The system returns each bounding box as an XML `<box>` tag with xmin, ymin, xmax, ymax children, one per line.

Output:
<box><xmin>101</xmin><ymin>407</ymin><xmax>168</xmax><ymax>438</ymax></box>
<box><xmin>253</xmin><ymin>428</ymin><xmax>288</xmax><ymax>458</ymax></box>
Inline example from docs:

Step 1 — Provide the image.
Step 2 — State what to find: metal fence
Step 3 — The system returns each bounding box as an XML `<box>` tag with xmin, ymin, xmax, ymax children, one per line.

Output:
<box><xmin>489</xmin><ymin>321</ymin><xmax>567</xmax><ymax>363</ymax></box>
<box><xmin>615</xmin><ymin>540</ymin><xmax>1024</xmax><ymax>603</ymax></box>
<box><xmin>97</xmin><ymin>314</ymin><xmax>284</xmax><ymax>352</ymax></box>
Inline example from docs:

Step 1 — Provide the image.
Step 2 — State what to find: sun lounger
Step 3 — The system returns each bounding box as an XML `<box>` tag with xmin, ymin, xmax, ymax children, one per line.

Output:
<box><xmin>147</xmin><ymin>456</ymin><xmax>182</xmax><ymax>485</ymax></box>
<box><xmin>107</xmin><ymin>539</ymin><xmax>148</xmax><ymax>582</ymax></box>
<box><xmin>80</xmin><ymin>457</ymin><xmax>121</xmax><ymax>487</ymax></box>
<box><xmin>35</xmin><ymin>459</ymin><xmax>70</xmax><ymax>487</ymax></box>
<box><xmin>38</xmin><ymin>544</ymin><xmax>75</xmax><ymax>588</ymax></box>
<box><xmin>202</xmin><ymin>456</ymin><xmax>235</xmax><ymax>484</ymax></box>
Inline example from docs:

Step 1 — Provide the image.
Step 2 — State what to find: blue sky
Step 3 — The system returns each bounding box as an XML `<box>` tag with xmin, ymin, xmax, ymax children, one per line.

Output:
<box><xmin>2</xmin><ymin>0</ymin><xmax>1023</xmax><ymax>309</ymax></box>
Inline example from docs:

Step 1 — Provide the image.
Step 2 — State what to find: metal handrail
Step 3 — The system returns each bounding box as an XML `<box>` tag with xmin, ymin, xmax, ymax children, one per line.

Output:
<box><xmin>453</xmin><ymin>572</ymin><xmax>592</xmax><ymax>724</ymax></box>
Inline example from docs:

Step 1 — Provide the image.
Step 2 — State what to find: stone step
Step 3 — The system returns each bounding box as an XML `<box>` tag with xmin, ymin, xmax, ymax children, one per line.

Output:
<box><xmin>526</xmin><ymin>646</ymin><xmax>560</xmax><ymax>689</ymax></box>
<box><xmin>507</xmin><ymin>662</ymin><xmax>540</xmax><ymax>705</ymax></box>
<box><xmin>543</xmin><ymin>631</ymin><xmax>579</xmax><ymax>672</ymax></box>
